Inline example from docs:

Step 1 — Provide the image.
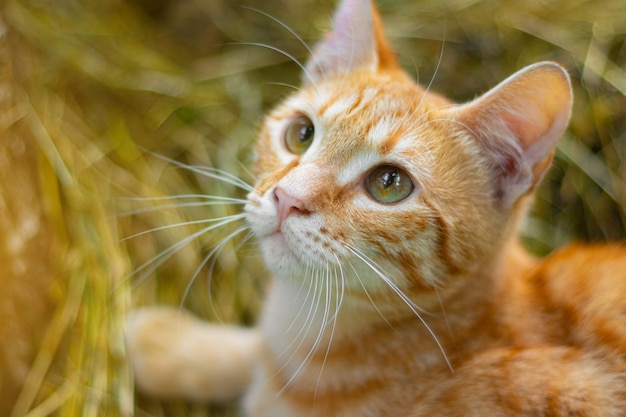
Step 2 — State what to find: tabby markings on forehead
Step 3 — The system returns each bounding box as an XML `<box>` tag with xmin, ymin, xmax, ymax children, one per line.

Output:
<box><xmin>336</xmin><ymin>126</ymin><xmax>433</xmax><ymax>189</ymax></box>
<box><xmin>365</xmin><ymin>118</ymin><xmax>398</xmax><ymax>148</ymax></box>
<box><xmin>313</xmin><ymin>88</ymin><xmax>373</xmax><ymax>120</ymax></box>
<box><xmin>336</xmin><ymin>151</ymin><xmax>382</xmax><ymax>187</ymax></box>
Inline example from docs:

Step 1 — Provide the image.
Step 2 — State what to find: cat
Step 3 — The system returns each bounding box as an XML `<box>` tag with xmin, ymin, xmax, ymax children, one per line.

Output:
<box><xmin>125</xmin><ymin>0</ymin><xmax>626</xmax><ymax>415</ymax></box>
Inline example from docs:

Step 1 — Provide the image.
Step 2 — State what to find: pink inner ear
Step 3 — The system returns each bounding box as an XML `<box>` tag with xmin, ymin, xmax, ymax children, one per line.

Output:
<box><xmin>500</xmin><ymin>82</ymin><xmax>572</xmax><ymax>165</ymax></box>
<box><xmin>501</xmin><ymin>112</ymin><xmax>547</xmax><ymax>161</ymax></box>
<box><xmin>475</xmin><ymin>63</ymin><xmax>571</xmax><ymax>165</ymax></box>
<box><xmin>455</xmin><ymin>62</ymin><xmax>572</xmax><ymax>203</ymax></box>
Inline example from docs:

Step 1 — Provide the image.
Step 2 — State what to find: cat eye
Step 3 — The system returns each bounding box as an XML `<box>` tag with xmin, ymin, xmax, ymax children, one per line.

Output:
<box><xmin>366</xmin><ymin>165</ymin><xmax>414</xmax><ymax>204</ymax></box>
<box><xmin>284</xmin><ymin>115</ymin><xmax>315</xmax><ymax>155</ymax></box>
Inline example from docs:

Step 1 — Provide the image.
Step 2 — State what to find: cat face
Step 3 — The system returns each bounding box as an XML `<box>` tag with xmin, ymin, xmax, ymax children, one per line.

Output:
<box><xmin>247</xmin><ymin>72</ymin><xmax>497</xmax><ymax>292</ymax></box>
<box><xmin>245</xmin><ymin>0</ymin><xmax>571</xmax><ymax>296</ymax></box>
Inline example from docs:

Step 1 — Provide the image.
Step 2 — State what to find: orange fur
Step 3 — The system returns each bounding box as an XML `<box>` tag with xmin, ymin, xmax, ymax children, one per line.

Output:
<box><xmin>127</xmin><ymin>1</ymin><xmax>626</xmax><ymax>415</ymax></box>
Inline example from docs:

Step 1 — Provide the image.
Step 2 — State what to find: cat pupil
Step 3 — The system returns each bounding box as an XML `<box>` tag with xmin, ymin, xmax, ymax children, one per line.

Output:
<box><xmin>299</xmin><ymin>125</ymin><xmax>314</xmax><ymax>143</ymax></box>
<box><xmin>379</xmin><ymin>171</ymin><xmax>399</xmax><ymax>189</ymax></box>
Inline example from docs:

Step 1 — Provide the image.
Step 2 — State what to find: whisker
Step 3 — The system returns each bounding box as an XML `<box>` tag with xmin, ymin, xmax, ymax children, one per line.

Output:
<box><xmin>435</xmin><ymin>286</ymin><xmax>455</xmax><ymax>347</ymax></box>
<box><xmin>277</xmin><ymin>269</ymin><xmax>325</xmax><ymax>394</ymax></box>
<box><xmin>238</xmin><ymin>5</ymin><xmax>325</xmax><ymax>86</ymax></box>
<box><xmin>315</xmin><ymin>257</ymin><xmax>344</xmax><ymax>398</ymax></box>
<box><xmin>313</xmin><ymin>265</ymin><xmax>333</xmax><ymax>400</ymax></box>
<box><xmin>327</xmin><ymin>257</ymin><xmax>345</xmax><ymax>324</ymax></box>
<box><xmin>119</xmin><ymin>194</ymin><xmax>247</xmax><ymax>202</ymax></box>
<box><xmin>277</xmin><ymin>265</ymin><xmax>319</xmax><ymax>358</ymax></box>
<box><xmin>206</xmin><ymin>230</ymin><xmax>256</xmax><ymax>322</ymax></box>
<box><xmin>264</xmin><ymin>81</ymin><xmax>301</xmax><ymax>92</ymax></box>
<box><xmin>239</xmin><ymin>6</ymin><xmax>317</xmax><ymax>58</ymax></box>
<box><xmin>418</xmin><ymin>22</ymin><xmax>447</xmax><ymax>111</ymax></box>
<box><xmin>233</xmin><ymin>229</ymin><xmax>256</xmax><ymax>254</ymax></box>
<box><xmin>128</xmin><ymin>216</ymin><xmax>244</xmax><ymax>285</ymax></box>
<box><xmin>285</xmin><ymin>262</ymin><xmax>315</xmax><ymax>333</ymax></box>
<box><xmin>284</xmin><ymin>267</ymin><xmax>330</xmax><ymax>393</ymax></box>
<box><xmin>232</xmin><ymin>42</ymin><xmax>320</xmax><ymax>93</ymax></box>
<box><xmin>342</xmin><ymin>243</ymin><xmax>453</xmax><ymax>372</ymax></box>
<box><xmin>272</xmin><ymin>273</ymin><xmax>318</xmax><ymax>391</ymax></box>
<box><xmin>118</xmin><ymin>198</ymin><xmax>247</xmax><ymax>217</ymax></box>
<box><xmin>346</xmin><ymin>244</ymin><xmax>429</xmax><ymax>314</ymax></box>
<box><xmin>142</xmin><ymin>149</ymin><xmax>254</xmax><ymax>192</ymax></box>
<box><xmin>180</xmin><ymin>225</ymin><xmax>251</xmax><ymax>317</ymax></box>
<box><xmin>122</xmin><ymin>213</ymin><xmax>246</xmax><ymax>240</ymax></box>
<box><xmin>184</xmin><ymin>165</ymin><xmax>255</xmax><ymax>193</ymax></box>
<box><xmin>345</xmin><ymin>258</ymin><xmax>396</xmax><ymax>331</ymax></box>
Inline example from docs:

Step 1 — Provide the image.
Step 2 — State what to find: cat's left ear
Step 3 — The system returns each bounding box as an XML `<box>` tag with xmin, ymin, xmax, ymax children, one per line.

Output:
<box><xmin>453</xmin><ymin>62</ymin><xmax>573</xmax><ymax>206</ymax></box>
<box><xmin>303</xmin><ymin>0</ymin><xmax>398</xmax><ymax>85</ymax></box>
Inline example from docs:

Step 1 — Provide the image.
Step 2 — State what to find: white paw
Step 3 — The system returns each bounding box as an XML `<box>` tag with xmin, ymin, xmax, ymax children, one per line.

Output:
<box><xmin>125</xmin><ymin>307</ymin><xmax>259</xmax><ymax>402</ymax></box>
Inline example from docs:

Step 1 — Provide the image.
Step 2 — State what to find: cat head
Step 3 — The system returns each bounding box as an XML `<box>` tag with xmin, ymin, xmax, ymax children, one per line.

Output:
<box><xmin>245</xmin><ymin>0</ymin><xmax>572</xmax><ymax>294</ymax></box>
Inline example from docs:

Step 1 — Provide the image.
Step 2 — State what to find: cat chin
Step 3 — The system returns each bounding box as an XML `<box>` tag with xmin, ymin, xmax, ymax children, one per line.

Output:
<box><xmin>258</xmin><ymin>232</ymin><xmax>410</xmax><ymax>295</ymax></box>
<box><xmin>258</xmin><ymin>233</ymin><xmax>312</xmax><ymax>278</ymax></box>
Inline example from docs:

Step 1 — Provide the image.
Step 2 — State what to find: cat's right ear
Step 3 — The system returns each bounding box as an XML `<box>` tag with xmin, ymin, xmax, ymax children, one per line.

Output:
<box><xmin>303</xmin><ymin>0</ymin><xmax>398</xmax><ymax>85</ymax></box>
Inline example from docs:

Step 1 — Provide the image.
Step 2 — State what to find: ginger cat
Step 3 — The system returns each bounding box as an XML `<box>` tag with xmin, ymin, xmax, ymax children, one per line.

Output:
<box><xmin>126</xmin><ymin>0</ymin><xmax>626</xmax><ymax>415</ymax></box>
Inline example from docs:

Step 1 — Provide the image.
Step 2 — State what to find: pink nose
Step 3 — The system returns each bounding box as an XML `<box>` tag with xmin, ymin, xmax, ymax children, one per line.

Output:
<box><xmin>274</xmin><ymin>187</ymin><xmax>310</xmax><ymax>226</ymax></box>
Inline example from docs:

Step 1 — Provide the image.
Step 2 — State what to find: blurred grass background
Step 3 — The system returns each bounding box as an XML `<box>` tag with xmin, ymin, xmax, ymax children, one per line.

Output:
<box><xmin>0</xmin><ymin>0</ymin><xmax>624</xmax><ymax>416</ymax></box>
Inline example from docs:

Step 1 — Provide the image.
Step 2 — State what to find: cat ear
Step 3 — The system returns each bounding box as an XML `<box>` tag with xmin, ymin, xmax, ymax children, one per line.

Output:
<box><xmin>454</xmin><ymin>62</ymin><xmax>572</xmax><ymax>205</ymax></box>
<box><xmin>303</xmin><ymin>0</ymin><xmax>398</xmax><ymax>85</ymax></box>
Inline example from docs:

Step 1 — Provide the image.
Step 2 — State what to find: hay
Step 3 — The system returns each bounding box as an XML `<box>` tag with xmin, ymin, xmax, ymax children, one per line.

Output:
<box><xmin>0</xmin><ymin>0</ymin><xmax>624</xmax><ymax>416</ymax></box>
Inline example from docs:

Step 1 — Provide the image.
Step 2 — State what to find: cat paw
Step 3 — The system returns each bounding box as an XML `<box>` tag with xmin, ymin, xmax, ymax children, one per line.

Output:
<box><xmin>125</xmin><ymin>306</ymin><xmax>259</xmax><ymax>402</ymax></box>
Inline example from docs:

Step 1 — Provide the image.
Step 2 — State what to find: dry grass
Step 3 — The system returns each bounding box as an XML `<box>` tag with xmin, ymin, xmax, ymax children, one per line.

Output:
<box><xmin>0</xmin><ymin>0</ymin><xmax>624</xmax><ymax>416</ymax></box>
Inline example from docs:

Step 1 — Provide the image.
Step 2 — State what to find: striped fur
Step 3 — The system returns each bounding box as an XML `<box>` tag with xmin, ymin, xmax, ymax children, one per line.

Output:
<box><xmin>127</xmin><ymin>1</ymin><xmax>626</xmax><ymax>415</ymax></box>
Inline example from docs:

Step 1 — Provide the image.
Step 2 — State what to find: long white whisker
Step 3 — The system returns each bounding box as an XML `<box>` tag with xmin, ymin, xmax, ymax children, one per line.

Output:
<box><xmin>120</xmin><ymin>194</ymin><xmax>247</xmax><ymax>203</ymax></box>
<box><xmin>277</xmin><ymin>269</ymin><xmax>325</xmax><ymax>394</ymax></box>
<box><xmin>127</xmin><ymin>228</ymin><xmax>212</xmax><ymax>288</ymax></box>
<box><xmin>233</xmin><ymin>229</ymin><xmax>256</xmax><ymax>254</ymax></box>
<box><xmin>410</xmin><ymin>102</ymin><xmax>457</xmax><ymax>131</ymax></box>
<box><xmin>277</xmin><ymin>265</ymin><xmax>319</xmax><ymax>359</ymax></box>
<box><xmin>118</xmin><ymin>199</ymin><xmax>247</xmax><ymax>217</ymax></box>
<box><xmin>417</xmin><ymin>23</ymin><xmax>446</xmax><ymax>111</ymax></box>
<box><xmin>142</xmin><ymin>149</ymin><xmax>254</xmax><ymax>192</ymax></box>
<box><xmin>273</xmin><ymin>297</ymin><xmax>315</xmax><ymax>387</ymax></box>
<box><xmin>345</xmin><ymin>258</ymin><xmax>396</xmax><ymax>331</ymax></box>
<box><xmin>128</xmin><ymin>216</ymin><xmax>244</xmax><ymax>284</ymax></box>
<box><xmin>313</xmin><ymin>265</ymin><xmax>333</xmax><ymax>399</ymax></box>
<box><xmin>239</xmin><ymin>6</ymin><xmax>325</xmax><ymax>86</ymax></box>
<box><xmin>186</xmin><ymin>165</ymin><xmax>255</xmax><ymax>192</ymax></box>
<box><xmin>345</xmin><ymin>244</ymin><xmax>429</xmax><ymax>314</ymax></box>
<box><xmin>343</xmin><ymin>243</ymin><xmax>453</xmax><ymax>372</ymax></box>
<box><xmin>308</xmin><ymin>264</ymin><xmax>336</xmax><ymax>385</ymax></box>
<box><xmin>264</xmin><ymin>81</ymin><xmax>301</xmax><ymax>92</ymax></box>
<box><xmin>315</xmin><ymin>258</ymin><xmax>344</xmax><ymax>398</ymax></box>
<box><xmin>233</xmin><ymin>42</ymin><xmax>320</xmax><ymax>93</ymax></box>
<box><xmin>180</xmin><ymin>225</ymin><xmax>251</xmax><ymax>316</ymax></box>
<box><xmin>285</xmin><ymin>262</ymin><xmax>315</xmax><ymax>333</ymax></box>
<box><xmin>435</xmin><ymin>286</ymin><xmax>455</xmax><ymax>347</ymax></box>
<box><xmin>122</xmin><ymin>213</ymin><xmax>246</xmax><ymax>240</ymax></box>
<box><xmin>285</xmin><ymin>266</ymin><xmax>331</xmax><ymax>394</ymax></box>
<box><xmin>239</xmin><ymin>6</ymin><xmax>316</xmax><ymax>58</ymax></box>
<box><xmin>206</xmin><ymin>230</ymin><xmax>256</xmax><ymax>322</ymax></box>
<box><xmin>326</xmin><ymin>258</ymin><xmax>344</xmax><ymax>324</ymax></box>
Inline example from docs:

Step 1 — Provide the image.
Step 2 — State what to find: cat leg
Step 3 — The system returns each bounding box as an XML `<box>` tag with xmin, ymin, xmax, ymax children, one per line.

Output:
<box><xmin>412</xmin><ymin>346</ymin><xmax>626</xmax><ymax>417</ymax></box>
<box><xmin>125</xmin><ymin>306</ymin><xmax>260</xmax><ymax>402</ymax></box>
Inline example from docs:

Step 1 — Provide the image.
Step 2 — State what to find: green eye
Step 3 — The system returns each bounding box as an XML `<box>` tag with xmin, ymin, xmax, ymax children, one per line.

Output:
<box><xmin>367</xmin><ymin>165</ymin><xmax>414</xmax><ymax>204</ymax></box>
<box><xmin>284</xmin><ymin>115</ymin><xmax>315</xmax><ymax>155</ymax></box>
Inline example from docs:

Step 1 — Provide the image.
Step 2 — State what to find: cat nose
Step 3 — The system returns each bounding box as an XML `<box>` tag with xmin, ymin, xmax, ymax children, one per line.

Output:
<box><xmin>273</xmin><ymin>187</ymin><xmax>311</xmax><ymax>225</ymax></box>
